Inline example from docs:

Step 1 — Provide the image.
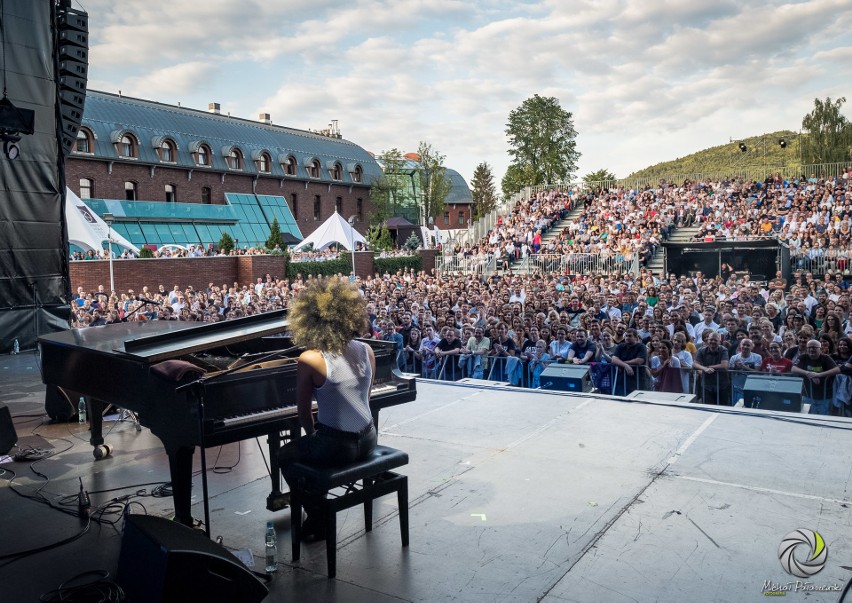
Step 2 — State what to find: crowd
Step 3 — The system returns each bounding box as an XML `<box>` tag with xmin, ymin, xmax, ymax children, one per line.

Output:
<box><xmin>67</xmin><ymin>169</ymin><xmax>852</xmax><ymax>416</ymax></box>
<box><xmin>71</xmin><ymin>261</ymin><xmax>852</xmax><ymax>416</ymax></box>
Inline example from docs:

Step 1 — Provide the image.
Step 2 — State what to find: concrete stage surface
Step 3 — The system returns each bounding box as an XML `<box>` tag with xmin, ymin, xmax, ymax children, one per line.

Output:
<box><xmin>1</xmin><ymin>355</ymin><xmax>850</xmax><ymax>602</ymax></box>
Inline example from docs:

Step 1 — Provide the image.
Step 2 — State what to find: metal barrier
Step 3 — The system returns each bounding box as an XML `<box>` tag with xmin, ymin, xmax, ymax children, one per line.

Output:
<box><xmin>435</xmin><ymin>254</ymin><xmax>496</xmax><ymax>275</ymax></box>
<box><xmin>511</xmin><ymin>253</ymin><xmax>640</xmax><ymax>277</ymax></box>
<box><xmin>789</xmin><ymin>248</ymin><xmax>852</xmax><ymax>276</ymax></box>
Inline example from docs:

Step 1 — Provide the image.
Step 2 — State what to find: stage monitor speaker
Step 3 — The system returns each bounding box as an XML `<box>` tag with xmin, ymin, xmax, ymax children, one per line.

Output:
<box><xmin>539</xmin><ymin>364</ymin><xmax>593</xmax><ymax>393</ymax></box>
<box><xmin>0</xmin><ymin>402</ymin><xmax>18</xmax><ymax>456</ymax></box>
<box><xmin>117</xmin><ymin>514</ymin><xmax>268</xmax><ymax>603</ymax></box>
<box><xmin>742</xmin><ymin>375</ymin><xmax>803</xmax><ymax>413</ymax></box>
<box><xmin>55</xmin><ymin>5</ymin><xmax>89</xmax><ymax>156</ymax></box>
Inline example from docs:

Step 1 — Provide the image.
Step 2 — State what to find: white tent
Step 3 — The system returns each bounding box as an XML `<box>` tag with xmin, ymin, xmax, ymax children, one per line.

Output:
<box><xmin>292</xmin><ymin>211</ymin><xmax>367</xmax><ymax>251</ymax></box>
<box><xmin>66</xmin><ymin>188</ymin><xmax>140</xmax><ymax>254</ymax></box>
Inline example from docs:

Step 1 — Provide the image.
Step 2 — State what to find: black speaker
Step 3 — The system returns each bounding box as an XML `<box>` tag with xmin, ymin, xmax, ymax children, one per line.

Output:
<box><xmin>55</xmin><ymin>4</ymin><xmax>89</xmax><ymax>156</ymax></box>
<box><xmin>539</xmin><ymin>364</ymin><xmax>593</xmax><ymax>392</ymax></box>
<box><xmin>742</xmin><ymin>375</ymin><xmax>803</xmax><ymax>413</ymax></box>
<box><xmin>117</xmin><ymin>515</ymin><xmax>268</xmax><ymax>603</ymax></box>
<box><xmin>0</xmin><ymin>402</ymin><xmax>18</xmax><ymax>456</ymax></box>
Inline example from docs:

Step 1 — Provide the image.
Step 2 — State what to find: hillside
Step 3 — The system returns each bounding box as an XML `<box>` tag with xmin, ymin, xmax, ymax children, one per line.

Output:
<box><xmin>624</xmin><ymin>130</ymin><xmax>803</xmax><ymax>182</ymax></box>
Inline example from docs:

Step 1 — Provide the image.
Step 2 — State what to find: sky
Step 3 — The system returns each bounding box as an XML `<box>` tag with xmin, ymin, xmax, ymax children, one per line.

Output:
<box><xmin>82</xmin><ymin>0</ymin><xmax>852</xmax><ymax>186</ymax></box>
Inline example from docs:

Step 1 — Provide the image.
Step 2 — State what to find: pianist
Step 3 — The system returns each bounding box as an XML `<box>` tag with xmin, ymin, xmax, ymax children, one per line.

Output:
<box><xmin>278</xmin><ymin>277</ymin><xmax>377</xmax><ymax>540</ymax></box>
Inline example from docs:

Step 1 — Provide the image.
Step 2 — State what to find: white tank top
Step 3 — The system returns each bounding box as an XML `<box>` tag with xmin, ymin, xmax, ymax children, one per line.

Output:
<box><xmin>316</xmin><ymin>340</ymin><xmax>373</xmax><ymax>432</ymax></box>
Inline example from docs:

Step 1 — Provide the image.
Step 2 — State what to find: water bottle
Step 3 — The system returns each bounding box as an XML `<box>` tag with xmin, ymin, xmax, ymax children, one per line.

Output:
<box><xmin>12</xmin><ymin>339</ymin><xmax>19</xmax><ymax>354</ymax></box>
<box><xmin>265</xmin><ymin>521</ymin><xmax>278</xmax><ymax>574</ymax></box>
<box><xmin>78</xmin><ymin>397</ymin><xmax>87</xmax><ymax>424</ymax></box>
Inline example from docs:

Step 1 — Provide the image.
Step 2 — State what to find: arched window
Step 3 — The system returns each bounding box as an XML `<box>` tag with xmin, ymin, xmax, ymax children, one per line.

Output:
<box><xmin>309</xmin><ymin>159</ymin><xmax>321</xmax><ymax>179</ymax></box>
<box><xmin>196</xmin><ymin>144</ymin><xmax>210</xmax><ymax>166</ymax></box>
<box><xmin>335</xmin><ymin>196</ymin><xmax>343</xmax><ymax>214</ymax></box>
<box><xmin>119</xmin><ymin>134</ymin><xmax>137</xmax><ymax>158</ymax></box>
<box><xmin>352</xmin><ymin>165</ymin><xmax>363</xmax><ymax>183</ymax></box>
<box><xmin>258</xmin><ymin>152</ymin><xmax>271</xmax><ymax>173</ymax></box>
<box><xmin>165</xmin><ymin>184</ymin><xmax>176</xmax><ymax>203</ymax></box>
<box><xmin>331</xmin><ymin>163</ymin><xmax>343</xmax><ymax>181</ymax></box>
<box><xmin>80</xmin><ymin>178</ymin><xmax>93</xmax><ymax>199</ymax></box>
<box><xmin>201</xmin><ymin>187</ymin><xmax>212</xmax><ymax>204</ymax></box>
<box><xmin>125</xmin><ymin>181</ymin><xmax>138</xmax><ymax>201</ymax></box>
<box><xmin>286</xmin><ymin>156</ymin><xmax>297</xmax><ymax>176</ymax></box>
<box><xmin>160</xmin><ymin>139</ymin><xmax>176</xmax><ymax>162</ymax></box>
<box><xmin>75</xmin><ymin>129</ymin><xmax>93</xmax><ymax>154</ymax></box>
<box><xmin>227</xmin><ymin>148</ymin><xmax>243</xmax><ymax>170</ymax></box>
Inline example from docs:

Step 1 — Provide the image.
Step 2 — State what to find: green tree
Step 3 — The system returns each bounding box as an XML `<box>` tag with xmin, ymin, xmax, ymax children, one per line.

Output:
<box><xmin>370</xmin><ymin>148</ymin><xmax>409</xmax><ymax>227</ymax></box>
<box><xmin>505</xmin><ymin>94</ymin><xmax>580</xmax><ymax>190</ymax></box>
<box><xmin>500</xmin><ymin>162</ymin><xmax>537</xmax><ymax>200</ymax></box>
<box><xmin>218</xmin><ymin>232</ymin><xmax>235</xmax><ymax>254</ymax></box>
<box><xmin>801</xmin><ymin>97</ymin><xmax>851</xmax><ymax>164</ymax></box>
<box><xmin>470</xmin><ymin>162</ymin><xmax>498</xmax><ymax>220</ymax></box>
<box><xmin>417</xmin><ymin>141</ymin><xmax>452</xmax><ymax>224</ymax></box>
<box><xmin>402</xmin><ymin>233</ymin><xmax>421</xmax><ymax>251</ymax></box>
<box><xmin>265</xmin><ymin>217</ymin><xmax>285</xmax><ymax>250</ymax></box>
<box><xmin>367</xmin><ymin>225</ymin><xmax>394</xmax><ymax>251</ymax></box>
<box><xmin>582</xmin><ymin>168</ymin><xmax>617</xmax><ymax>189</ymax></box>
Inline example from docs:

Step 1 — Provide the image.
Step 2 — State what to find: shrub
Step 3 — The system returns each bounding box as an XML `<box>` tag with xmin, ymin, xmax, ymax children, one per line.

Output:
<box><xmin>138</xmin><ymin>247</ymin><xmax>154</xmax><ymax>259</ymax></box>
<box><xmin>374</xmin><ymin>254</ymin><xmax>421</xmax><ymax>275</ymax></box>
<box><xmin>218</xmin><ymin>232</ymin><xmax>235</xmax><ymax>254</ymax></box>
<box><xmin>286</xmin><ymin>258</ymin><xmax>351</xmax><ymax>279</ymax></box>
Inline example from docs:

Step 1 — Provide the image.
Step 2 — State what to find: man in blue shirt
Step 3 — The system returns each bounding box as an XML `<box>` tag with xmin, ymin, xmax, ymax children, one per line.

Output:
<box><xmin>567</xmin><ymin>329</ymin><xmax>596</xmax><ymax>365</ymax></box>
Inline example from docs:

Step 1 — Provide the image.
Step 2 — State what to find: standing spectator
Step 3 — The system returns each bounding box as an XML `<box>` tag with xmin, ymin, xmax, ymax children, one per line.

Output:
<box><xmin>792</xmin><ymin>340</ymin><xmax>840</xmax><ymax>415</ymax></box>
<box><xmin>610</xmin><ymin>328</ymin><xmax>648</xmax><ymax>395</ymax></box>
<box><xmin>729</xmin><ymin>339</ymin><xmax>762</xmax><ymax>403</ymax></box>
<box><xmin>761</xmin><ymin>342</ymin><xmax>793</xmax><ymax>374</ymax></box>
<box><xmin>693</xmin><ymin>306</ymin><xmax>720</xmax><ymax>341</ymax></box>
<box><xmin>693</xmin><ymin>333</ymin><xmax>730</xmax><ymax>405</ymax></box>
<box><xmin>548</xmin><ymin>328</ymin><xmax>571</xmax><ymax>363</ymax></box>
<box><xmin>567</xmin><ymin>329</ymin><xmax>596</xmax><ymax>365</ymax></box>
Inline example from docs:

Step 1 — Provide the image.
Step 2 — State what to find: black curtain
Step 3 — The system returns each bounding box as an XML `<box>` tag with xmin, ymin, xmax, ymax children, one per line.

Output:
<box><xmin>0</xmin><ymin>0</ymin><xmax>71</xmax><ymax>353</ymax></box>
<box><xmin>664</xmin><ymin>240</ymin><xmax>780</xmax><ymax>280</ymax></box>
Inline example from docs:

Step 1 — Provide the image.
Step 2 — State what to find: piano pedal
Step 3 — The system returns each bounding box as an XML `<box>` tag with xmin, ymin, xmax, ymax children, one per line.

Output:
<box><xmin>266</xmin><ymin>491</ymin><xmax>290</xmax><ymax>512</ymax></box>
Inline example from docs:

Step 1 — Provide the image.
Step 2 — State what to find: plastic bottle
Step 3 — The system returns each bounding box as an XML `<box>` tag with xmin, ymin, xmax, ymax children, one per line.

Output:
<box><xmin>78</xmin><ymin>397</ymin><xmax>87</xmax><ymax>424</ymax></box>
<box><xmin>265</xmin><ymin>521</ymin><xmax>278</xmax><ymax>574</ymax></box>
<box><xmin>12</xmin><ymin>339</ymin><xmax>19</xmax><ymax>354</ymax></box>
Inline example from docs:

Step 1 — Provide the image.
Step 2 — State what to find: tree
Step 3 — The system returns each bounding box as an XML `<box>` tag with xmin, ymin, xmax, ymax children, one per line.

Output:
<box><xmin>500</xmin><ymin>162</ymin><xmax>537</xmax><ymax>200</ymax></box>
<box><xmin>369</xmin><ymin>148</ymin><xmax>408</xmax><ymax>227</ymax></box>
<box><xmin>367</xmin><ymin>225</ymin><xmax>394</xmax><ymax>251</ymax></box>
<box><xmin>801</xmin><ymin>97</ymin><xmax>851</xmax><ymax>164</ymax></box>
<box><xmin>402</xmin><ymin>233</ymin><xmax>421</xmax><ymax>251</ymax></box>
<box><xmin>218</xmin><ymin>232</ymin><xmax>235</xmax><ymax>254</ymax></box>
<box><xmin>582</xmin><ymin>169</ymin><xmax>617</xmax><ymax>189</ymax></box>
<box><xmin>417</xmin><ymin>141</ymin><xmax>452</xmax><ymax>224</ymax></box>
<box><xmin>505</xmin><ymin>94</ymin><xmax>580</xmax><ymax>190</ymax></box>
<box><xmin>470</xmin><ymin>162</ymin><xmax>498</xmax><ymax>220</ymax></box>
<box><xmin>265</xmin><ymin>217</ymin><xmax>285</xmax><ymax>250</ymax></box>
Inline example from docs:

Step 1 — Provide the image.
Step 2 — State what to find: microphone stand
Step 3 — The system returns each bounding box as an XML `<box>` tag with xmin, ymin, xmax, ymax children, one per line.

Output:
<box><xmin>175</xmin><ymin>345</ymin><xmax>302</xmax><ymax>537</ymax></box>
<box><xmin>120</xmin><ymin>299</ymin><xmax>159</xmax><ymax>323</ymax></box>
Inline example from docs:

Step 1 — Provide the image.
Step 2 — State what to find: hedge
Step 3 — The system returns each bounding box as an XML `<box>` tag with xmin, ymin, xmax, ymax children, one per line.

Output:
<box><xmin>286</xmin><ymin>257</ymin><xmax>351</xmax><ymax>279</ymax></box>
<box><xmin>374</xmin><ymin>255</ymin><xmax>421</xmax><ymax>275</ymax></box>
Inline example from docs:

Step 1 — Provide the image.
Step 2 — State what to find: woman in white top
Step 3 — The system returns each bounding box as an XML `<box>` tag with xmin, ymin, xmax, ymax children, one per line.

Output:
<box><xmin>278</xmin><ymin>278</ymin><xmax>376</xmax><ymax>540</ymax></box>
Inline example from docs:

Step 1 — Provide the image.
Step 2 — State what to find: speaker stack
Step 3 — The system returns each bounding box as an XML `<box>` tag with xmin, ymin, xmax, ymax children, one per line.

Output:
<box><xmin>55</xmin><ymin>1</ymin><xmax>89</xmax><ymax>156</ymax></box>
<box><xmin>117</xmin><ymin>514</ymin><xmax>268</xmax><ymax>603</ymax></box>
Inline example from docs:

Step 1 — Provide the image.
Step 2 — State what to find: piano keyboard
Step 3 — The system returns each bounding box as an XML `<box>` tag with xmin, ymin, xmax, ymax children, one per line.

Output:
<box><xmin>214</xmin><ymin>383</ymin><xmax>403</xmax><ymax>430</ymax></box>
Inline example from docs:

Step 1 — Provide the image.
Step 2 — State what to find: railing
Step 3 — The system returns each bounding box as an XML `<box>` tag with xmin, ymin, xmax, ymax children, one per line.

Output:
<box><xmin>788</xmin><ymin>247</ymin><xmax>852</xmax><ymax>275</ymax></box>
<box><xmin>520</xmin><ymin>253</ymin><xmax>640</xmax><ymax>277</ymax></box>
<box><xmin>400</xmin><ymin>354</ymin><xmax>850</xmax><ymax>415</ymax></box>
<box><xmin>435</xmin><ymin>254</ymin><xmax>495</xmax><ymax>275</ymax></box>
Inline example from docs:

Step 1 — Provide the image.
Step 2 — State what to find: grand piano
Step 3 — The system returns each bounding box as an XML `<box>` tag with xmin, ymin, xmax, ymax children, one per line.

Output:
<box><xmin>38</xmin><ymin>309</ymin><xmax>416</xmax><ymax>528</ymax></box>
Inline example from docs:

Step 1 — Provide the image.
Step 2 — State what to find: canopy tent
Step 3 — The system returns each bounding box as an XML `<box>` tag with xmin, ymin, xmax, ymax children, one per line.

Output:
<box><xmin>385</xmin><ymin>216</ymin><xmax>415</xmax><ymax>229</ymax></box>
<box><xmin>292</xmin><ymin>211</ymin><xmax>366</xmax><ymax>251</ymax></box>
<box><xmin>66</xmin><ymin>188</ymin><xmax>140</xmax><ymax>254</ymax></box>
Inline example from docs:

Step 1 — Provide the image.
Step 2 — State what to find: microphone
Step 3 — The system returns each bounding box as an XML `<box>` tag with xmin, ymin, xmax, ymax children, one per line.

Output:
<box><xmin>136</xmin><ymin>296</ymin><xmax>162</xmax><ymax>305</ymax></box>
<box><xmin>78</xmin><ymin>477</ymin><xmax>91</xmax><ymax>518</ymax></box>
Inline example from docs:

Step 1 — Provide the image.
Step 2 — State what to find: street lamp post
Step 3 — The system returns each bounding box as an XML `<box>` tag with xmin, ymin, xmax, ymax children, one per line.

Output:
<box><xmin>103</xmin><ymin>212</ymin><xmax>115</xmax><ymax>293</ymax></box>
<box><xmin>347</xmin><ymin>215</ymin><xmax>358</xmax><ymax>279</ymax></box>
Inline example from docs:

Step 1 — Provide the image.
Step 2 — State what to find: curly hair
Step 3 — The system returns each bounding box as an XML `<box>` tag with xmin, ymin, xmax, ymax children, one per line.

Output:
<box><xmin>288</xmin><ymin>277</ymin><xmax>368</xmax><ymax>354</ymax></box>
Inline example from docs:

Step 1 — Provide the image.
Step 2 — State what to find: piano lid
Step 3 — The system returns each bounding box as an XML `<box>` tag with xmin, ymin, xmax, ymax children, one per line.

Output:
<box><xmin>38</xmin><ymin>309</ymin><xmax>289</xmax><ymax>363</ymax></box>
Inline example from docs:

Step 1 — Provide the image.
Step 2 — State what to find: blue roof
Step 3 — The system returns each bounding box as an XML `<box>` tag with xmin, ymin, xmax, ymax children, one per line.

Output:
<box><xmin>445</xmin><ymin>168</ymin><xmax>473</xmax><ymax>205</ymax></box>
<box><xmin>79</xmin><ymin>91</ymin><xmax>383</xmax><ymax>183</ymax></box>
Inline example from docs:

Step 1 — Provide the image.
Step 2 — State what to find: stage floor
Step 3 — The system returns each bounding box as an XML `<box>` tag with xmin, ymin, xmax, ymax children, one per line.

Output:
<box><xmin>1</xmin><ymin>352</ymin><xmax>851</xmax><ymax>602</ymax></box>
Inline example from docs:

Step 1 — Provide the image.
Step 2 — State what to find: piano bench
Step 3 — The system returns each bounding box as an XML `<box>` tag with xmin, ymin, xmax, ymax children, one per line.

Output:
<box><xmin>284</xmin><ymin>445</ymin><xmax>409</xmax><ymax>578</ymax></box>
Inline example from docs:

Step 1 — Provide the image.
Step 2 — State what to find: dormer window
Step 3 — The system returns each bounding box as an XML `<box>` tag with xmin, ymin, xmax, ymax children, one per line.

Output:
<box><xmin>258</xmin><ymin>152</ymin><xmax>271</xmax><ymax>173</ymax></box>
<box><xmin>331</xmin><ymin>162</ymin><xmax>343</xmax><ymax>181</ymax></box>
<box><xmin>227</xmin><ymin>148</ymin><xmax>244</xmax><ymax>170</ymax></box>
<box><xmin>75</xmin><ymin>128</ymin><xmax>93</xmax><ymax>154</ymax></box>
<box><xmin>348</xmin><ymin>163</ymin><xmax>363</xmax><ymax>183</ymax></box>
<box><xmin>308</xmin><ymin>159</ymin><xmax>321</xmax><ymax>179</ymax></box>
<box><xmin>159</xmin><ymin>139</ymin><xmax>177</xmax><ymax>163</ymax></box>
<box><xmin>193</xmin><ymin>143</ymin><xmax>211</xmax><ymax>166</ymax></box>
<box><xmin>284</xmin><ymin>155</ymin><xmax>297</xmax><ymax>176</ymax></box>
<box><xmin>118</xmin><ymin>134</ymin><xmax>137</xmax><ymax>158</ymax></box>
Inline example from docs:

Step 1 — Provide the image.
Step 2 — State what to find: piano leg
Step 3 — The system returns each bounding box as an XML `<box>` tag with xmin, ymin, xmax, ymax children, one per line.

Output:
<box><xmin>266</xmin><ymin>432</ymin><xmax>289</xmax><ymax>511</ymax></box>
<box><xmin>165</xmin><ymin>444</ymin><xmax>196</xmax><ymax>527</ymax></box>
<box><xmin>89</xmin><ymin>397</ymin><xmax>105</xmax><ymax>452</ymax></box>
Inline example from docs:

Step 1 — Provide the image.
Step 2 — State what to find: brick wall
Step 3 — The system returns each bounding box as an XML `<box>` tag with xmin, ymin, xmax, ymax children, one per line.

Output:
<box><xmin>66</xmin><ymin>157</ymin><xmax>373</xmax><ymax>237</ymax></box>
<box><xmin>70</xmin><ymin>256</ymin><xmax>288</xmax><ymax>293</ymax></box>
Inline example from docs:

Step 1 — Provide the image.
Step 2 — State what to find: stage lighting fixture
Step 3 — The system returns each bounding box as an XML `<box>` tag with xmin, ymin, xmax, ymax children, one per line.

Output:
<box><xmin>779</xmin><ymin>139</ymin><xmax>787</xmax><ymax>148</ymax></box>
<box><xmin>738</xmin><ymin>142</ymin><xmax>747</xmax><ymax>153</ymax></box>
<box><xmin>2</xmin><ymin>133</ymin><xmax>21</xmax><ymax>160</ymax></box>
